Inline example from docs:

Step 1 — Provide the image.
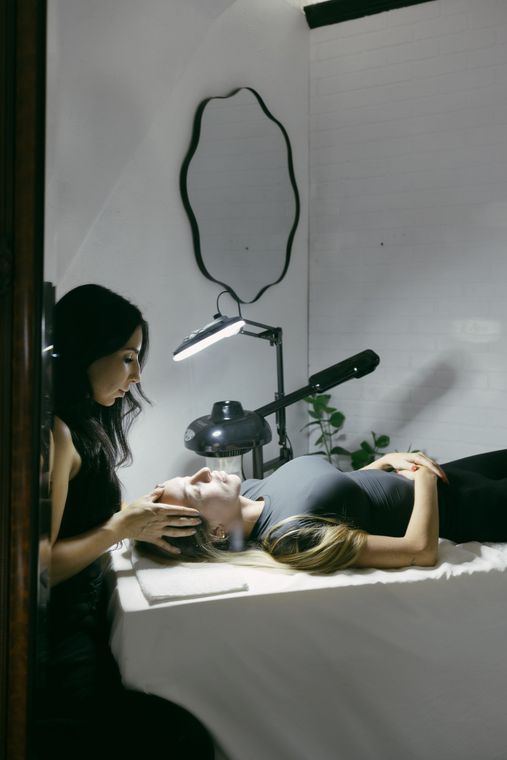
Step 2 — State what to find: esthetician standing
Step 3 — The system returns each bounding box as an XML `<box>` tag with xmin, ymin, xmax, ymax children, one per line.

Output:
<box><xmin>38</xmin><ymin>284</ymin><xmax>214</xmax><ymax>760</ymax></box>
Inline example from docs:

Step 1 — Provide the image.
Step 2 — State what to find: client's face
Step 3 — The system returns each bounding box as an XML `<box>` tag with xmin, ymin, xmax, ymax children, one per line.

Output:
<box><xmin>158</xmin><ymin>467</ymin><xmax>242</xmax><ymax>534</ymax></box>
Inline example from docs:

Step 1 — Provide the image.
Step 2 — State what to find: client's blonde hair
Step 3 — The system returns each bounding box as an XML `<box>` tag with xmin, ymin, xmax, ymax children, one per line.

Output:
<box><xmin>261</xmin><ymin>515</ymin><xmax>367</xmax><ymax>572</ymax></box>
<box><xmin>137</xmin><ymin>514</ymin><xmax>366</xmax><ymax>575</ymax></box>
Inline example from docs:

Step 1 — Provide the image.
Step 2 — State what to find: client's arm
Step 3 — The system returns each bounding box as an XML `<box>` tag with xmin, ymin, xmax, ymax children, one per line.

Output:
<box><xmin>362</xmin><ymin>451</ymin><xmax>448</xmax><ymax>483</ymax></box>
<box><xmin>355</xmin><ymin>467</ymin><xmax>439</xmax><ymax>569</ymax></box>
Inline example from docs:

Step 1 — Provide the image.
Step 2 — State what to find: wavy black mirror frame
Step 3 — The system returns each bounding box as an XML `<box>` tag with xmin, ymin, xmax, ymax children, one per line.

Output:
<box><xmin>180</xmin><ymin>87</ymin><xmax>300</xmax><ymax>304</ymax></box>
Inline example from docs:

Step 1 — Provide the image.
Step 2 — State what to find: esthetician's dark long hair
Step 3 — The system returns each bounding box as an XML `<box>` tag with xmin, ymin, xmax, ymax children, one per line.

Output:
<box><xmin>53</xmin><ymin>284</ymin><xmax>150</xmax><ymax>468</ymax></box>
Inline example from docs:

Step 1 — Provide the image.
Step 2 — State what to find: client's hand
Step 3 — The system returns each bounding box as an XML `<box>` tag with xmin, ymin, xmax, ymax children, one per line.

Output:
<box><xmin>371</xmin><ymin>451</ymin><xmax>448</xmax><ymax>483</ymax></box>
<box><xmin>396</xmin><ymin>461</ymin><xmax>439</xmax><ymax>483</ymax></box>
<box><xmin>112</xmin><ymin>487</ymin><xmax>201</xmax><ymax>554</ymax></box>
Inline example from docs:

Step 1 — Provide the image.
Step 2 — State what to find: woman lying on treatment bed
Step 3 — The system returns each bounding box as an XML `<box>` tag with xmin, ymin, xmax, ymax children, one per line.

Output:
<box><xmin>143</xmin><ymin>449</ymin><xmax>507</xmax><ymax>572</ymax></box>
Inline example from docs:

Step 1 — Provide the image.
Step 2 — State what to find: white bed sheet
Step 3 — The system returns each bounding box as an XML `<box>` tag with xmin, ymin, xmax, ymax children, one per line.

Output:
<box><xmin>108</xmin><ymin>540</ymin><xmax>507</xmax><ymax>760</ymax></box>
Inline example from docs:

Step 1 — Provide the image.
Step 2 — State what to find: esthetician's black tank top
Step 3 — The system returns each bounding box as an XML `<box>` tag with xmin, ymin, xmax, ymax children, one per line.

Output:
<box><xmin>50</xmin><ymin>440</ymin><xmax>121</xmax><ymax>619</ymax></box>
<box><xmin>242</xmin><ymin>451</ymin><xmax>507</xmax><ymax>545</ymax></box>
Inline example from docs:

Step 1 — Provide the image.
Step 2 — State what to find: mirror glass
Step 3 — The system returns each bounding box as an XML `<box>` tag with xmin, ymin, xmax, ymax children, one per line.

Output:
<box><xmin>181</xmin><ymin>87</ymin><xmax>300</xmax><ymax>303</ymax></box>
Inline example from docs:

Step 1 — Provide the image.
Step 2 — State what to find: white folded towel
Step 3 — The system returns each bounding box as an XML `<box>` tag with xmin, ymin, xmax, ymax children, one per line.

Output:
<box><xmin>130</xmin><ymin>545</ymin><xmax>249</xmax><ymax>603</ymax></box>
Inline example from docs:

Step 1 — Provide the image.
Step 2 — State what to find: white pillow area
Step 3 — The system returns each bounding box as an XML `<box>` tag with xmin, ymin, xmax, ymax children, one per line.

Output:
<box><xmin>125</xmin><ymin>539</ymin><xmax>507</xmax><ymax>604</ymax></box>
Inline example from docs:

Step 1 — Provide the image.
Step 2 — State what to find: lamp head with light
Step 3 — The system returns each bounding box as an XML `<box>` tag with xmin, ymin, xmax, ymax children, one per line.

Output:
<box><xmin>173</xmin><ymin>314</ymin><xmax>245</xmax><ymax>361</ymax></box>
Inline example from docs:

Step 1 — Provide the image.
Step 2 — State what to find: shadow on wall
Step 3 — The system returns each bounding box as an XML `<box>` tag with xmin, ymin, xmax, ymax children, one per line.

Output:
<box><xmin>379</xmin><ymin>352</ymin><xmax>466</xmax><ymax>432</ymax></box>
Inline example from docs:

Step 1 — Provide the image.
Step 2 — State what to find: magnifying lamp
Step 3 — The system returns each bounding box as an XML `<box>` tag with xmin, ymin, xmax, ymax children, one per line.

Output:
<box><xmin>173</xmin><ymin>313</ymin><xmax>292</xmax><ymax>469</ymax></box>
<box><xmin>173</xmin><ymin>312</ymin><xmax>380</xmax><ymax>478</ymax></box>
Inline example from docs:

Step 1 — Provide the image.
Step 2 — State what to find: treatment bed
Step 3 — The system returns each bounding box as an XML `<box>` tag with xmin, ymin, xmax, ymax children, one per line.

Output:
<box><xmin>107</xmin><ymin>539</ymin><xmax>507</xmax><ymax>760</ymax></box>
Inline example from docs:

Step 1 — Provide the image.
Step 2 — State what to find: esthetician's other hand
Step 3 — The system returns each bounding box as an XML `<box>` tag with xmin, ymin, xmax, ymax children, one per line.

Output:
<box><xmin>111</xmin><ymin>487</ymin><xmax>201</xmax><ymax>554</ymax></box>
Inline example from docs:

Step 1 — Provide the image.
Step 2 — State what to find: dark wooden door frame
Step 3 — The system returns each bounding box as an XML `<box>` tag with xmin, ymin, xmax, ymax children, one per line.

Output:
<box><xmin>1</xmin><ymin>1</ymin><xmax>47</xmax><ymax>759</ymax></box>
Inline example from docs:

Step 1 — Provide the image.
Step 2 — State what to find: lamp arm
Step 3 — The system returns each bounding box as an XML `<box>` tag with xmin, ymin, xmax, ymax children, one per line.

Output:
<box><xmin>241</xmin><ymin>318</ymin><xmax>280</xmax><ymax>332</ymax></box>
<box><xmin>239</xmin><ymin>318</ymin><xmax>282</xmax><ymax>346</ymax></box>
<box><xmin>254</xmin><ymin>381</ymin><xmax>315</xmax><ymax>418</ymax></box>
<box><xmin>238</xmin><ymin>319</ymin><xmax>289</xmax><ymax>463</ymax></box>
<box><xmin>254</xmin><ymin>350</ymin><xmax>380</xmax><ymax>419</ymax></box>
<box><xmin>237</xmin><ymin>325</ymin><xmax>380</xmax><ymax>475</ymax></box>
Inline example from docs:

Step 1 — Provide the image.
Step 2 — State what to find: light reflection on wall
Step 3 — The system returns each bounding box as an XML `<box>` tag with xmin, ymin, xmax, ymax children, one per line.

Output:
<box><xmin>452</xmin><ymin>319</ymin><xmax>502</xmax><ymax>344</ymax></box>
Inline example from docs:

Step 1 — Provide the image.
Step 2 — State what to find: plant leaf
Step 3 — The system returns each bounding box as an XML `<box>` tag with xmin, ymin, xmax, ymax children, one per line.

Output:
<box><xmin>331</xmin><ymin>446</ymin><xmax>350</xmax><ymax>455</ymax></box>
<box><xmin>312</xmin><ymin>394</ymin><xmax>331</xmax><ymax>409</ymax></box>
<box><xmin>299</xmin><ymin>421</ymin><xmax>321</xmax><ymax>431</ymax></box>
<box><xmin>351</xmin><ymin>450</ymin><xmax>373</xmax><ymax>469</ymax></box>
<box><xmin>329</xmin><ymin>411</ymin><xmax>345</xmax><ymax>428</ymax></box>
<box><xmin>360</xmin><ymin>440</ymin><xmax>374</xmax><ymax>454</ymax></box>
<box><xmin>375</xmin><ymin>434</ymin><xmax>390</xmax><ymax>449</ymax></box>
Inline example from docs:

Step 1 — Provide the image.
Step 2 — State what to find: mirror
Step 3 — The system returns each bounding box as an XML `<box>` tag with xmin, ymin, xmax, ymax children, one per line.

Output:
<box><xmin>180</xmin><ymin>87</ymin><xmax>300</xmax><ymax>304</ymax></box>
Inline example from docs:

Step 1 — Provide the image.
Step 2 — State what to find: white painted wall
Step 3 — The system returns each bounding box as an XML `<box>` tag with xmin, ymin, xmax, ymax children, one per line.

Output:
<box><xmin>47</xmin><ymin>0</ymin><xmax>507</xmax><ymax>494</ymax></box>
<box><xmin>309</xmin><ymin>0</ymin><xmax>507</xmax><ymax>464</ymax></box>
<box><xmin>45</xmin><ymin>0</ymin><xmax>309</xmax><ymax>498</ymax></box>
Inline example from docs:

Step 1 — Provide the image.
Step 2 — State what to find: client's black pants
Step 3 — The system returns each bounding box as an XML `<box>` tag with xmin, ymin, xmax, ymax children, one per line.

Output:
<box><xmin>439</xmin><ymin>448</ymin><xmax>507</xmax><ymax>543</ymax></box>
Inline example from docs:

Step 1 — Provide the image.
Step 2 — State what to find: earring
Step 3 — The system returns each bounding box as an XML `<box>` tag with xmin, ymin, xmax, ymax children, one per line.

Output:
<box><xmin>212</xmin><ymin>524</ymin><xmax>227</xmax><ymax>540</ymax></box>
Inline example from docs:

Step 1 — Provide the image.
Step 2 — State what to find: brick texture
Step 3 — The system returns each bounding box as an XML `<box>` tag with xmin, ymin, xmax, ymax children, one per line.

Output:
<box><xmin>309</xmin><ymin>0</ymin><xmax>507</xmax><ymax>463</ymax></box>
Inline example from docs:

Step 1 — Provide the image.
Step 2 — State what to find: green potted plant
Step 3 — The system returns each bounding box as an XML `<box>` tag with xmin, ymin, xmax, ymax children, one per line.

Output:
<box><xmin>301</xmin><ymin>394</ymin><xmax>391</xmax><ymax>470</ymax></box>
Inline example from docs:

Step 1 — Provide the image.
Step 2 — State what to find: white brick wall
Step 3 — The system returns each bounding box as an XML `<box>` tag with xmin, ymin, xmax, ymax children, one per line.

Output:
<box><xmin>309</xmin><ymin>0</ymin><xmax>507</xmax><ymax>463</ymax></box>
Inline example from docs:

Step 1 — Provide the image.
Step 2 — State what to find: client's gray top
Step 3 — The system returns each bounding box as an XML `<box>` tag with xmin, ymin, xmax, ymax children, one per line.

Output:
<box><xmin>241</xmin><ymin>450</ymin><xmax>507</xmax><ymax>545</ymax></box>
<box><xmin>242</xmin><ymin>456</ymin><xmax>415</xmax><ymax>542</ymax></box>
